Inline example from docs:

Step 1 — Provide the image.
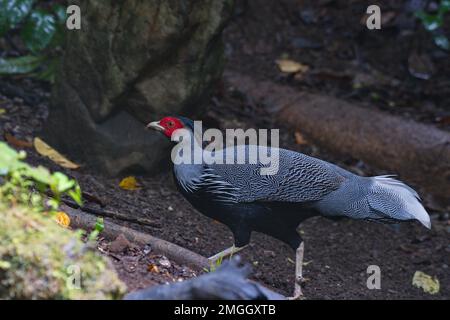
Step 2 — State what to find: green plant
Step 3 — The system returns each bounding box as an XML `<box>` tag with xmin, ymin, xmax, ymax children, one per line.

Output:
<box><xmin>0</xmin><ymin>144</ymin><xmax>126</xmax><ymax>299</ymax></box>
<box><xmin>0</xmin><ymin>0</ymin><xmax>67</xmax><ymax>82</ymax></box>
<box><xmin>0</xmin><ymin>141</ymin><xmax>81</xmax><ymax>212</ymax></box>
<box><xmin>416</xmin><ymin>0</ymin><xmax>450</xmax><ymax>50</ymax></box>
<box><xmin>204</xmin><ymin>255</ymin><xmax>225</xmax><ymax>273</ymax></box>
<box><xmin>87</xmin><ymin>217</ymin><xmax>105</xmax><ymax>241</ymax></box>
<box><xmin>203</xmin><ymin>251</ymin><xmax>237</xmax><ymax>273</ymax></box>
<box><xmin>0</xmin><ymin>141</ymin><xmax>109</xmax><ymax>243</ymax></box>
<box><xmin>0</xmin><ymin>200</ymin><xmax>126</xmax><ymax>299</ymax></box>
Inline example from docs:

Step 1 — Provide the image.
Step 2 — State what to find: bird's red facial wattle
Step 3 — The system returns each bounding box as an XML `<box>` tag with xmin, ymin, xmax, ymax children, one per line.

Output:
<box><xmin>146</xmin><ymin>117</ymin><xmax>184</xmax><ymax>138</ymax></box>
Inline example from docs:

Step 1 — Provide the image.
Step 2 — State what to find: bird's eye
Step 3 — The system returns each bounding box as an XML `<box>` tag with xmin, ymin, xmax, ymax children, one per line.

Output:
<box><xmin>167</xmin><ymin>121</ymin><xmax>175</xmax><ymax>128</ymax></box>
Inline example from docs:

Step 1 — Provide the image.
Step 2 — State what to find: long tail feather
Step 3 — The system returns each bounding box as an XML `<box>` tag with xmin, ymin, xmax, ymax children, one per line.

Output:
<box><xmin>368</xmin><ymin>176</ymin><xmax>430</xmax><ymax>229</ymax></box>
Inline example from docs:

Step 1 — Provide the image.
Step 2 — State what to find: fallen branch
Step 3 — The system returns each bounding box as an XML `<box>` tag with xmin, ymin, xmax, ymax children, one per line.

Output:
<box><xmin>64</xmin><ymin>205</ymin><xmax>285</xmax><ymax>299</ymax></box>
<box><xmin>226</xmin><ymin>71</ymin><xmax>450</xmax><ymax>208</ymax></box>
<box><xmin>62</xmin><ymin>199</ymin><xmax>161</xmax><ymax>229</ymax></box>
<box><xmin>62</xmin><ymin>204</ymin><xmax>210</xmax><ymax>270</ymax></box>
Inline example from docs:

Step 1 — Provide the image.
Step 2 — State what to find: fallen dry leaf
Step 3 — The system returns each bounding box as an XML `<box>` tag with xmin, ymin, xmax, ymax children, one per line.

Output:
<box><xmin>55</xmin><ymin>211</ymin><xmax>70</xmax><ymax>227</ymax></box>
<box><xmin>4</xmin><ymin>132</ymin><xmax>33</xmax><ymax>148</ymax></box>
<box><xmin>34</xmin><ymin>137</ymin><xmax>80</xmax><ymax>169</ymax></box>
<box><xmin>0</xmin><ymin>108</ymin><xmax>6</xmax><ymax>116</ymax></box>
<box><xmin>119</xmin><ymin>176</ymin><xmax>140</xmax><ymax>190</ymax></box>
<box><xmin>276</xmin><ymin>59</ymin><xmax>309</xmax><ymax>74</ymax></box>
<box><xmin>294</xmin><ymin>131</ymin><xmax>308</xmax><ymax>145</ymax></box>
<box><xmin>412</xmin><ymin>271</ymin><xmax>440</xmax><ymax>294</ymax></box>
<box><xmin>148</xmin><ymin>264</ymin><xmax>160</xmax><ymax>273</ymax></box>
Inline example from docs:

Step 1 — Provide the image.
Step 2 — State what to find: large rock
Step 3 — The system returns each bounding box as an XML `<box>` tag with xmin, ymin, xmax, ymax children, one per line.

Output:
<box><xmin>44</xmin><ymin>0</ymin><xmax>234</xmax><ymax>175</ymax></box>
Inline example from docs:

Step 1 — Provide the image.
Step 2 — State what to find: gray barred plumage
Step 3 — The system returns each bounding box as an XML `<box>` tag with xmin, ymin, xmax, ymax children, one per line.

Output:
<box><xmin>175</xmin><ymin>144</ymin><xmax>431</xmax><ymax>229</ymax></box>
<box><xmin>148</xmin><ymin>115</ymin><xmax>431</xmax><ymax>299</ymax></box>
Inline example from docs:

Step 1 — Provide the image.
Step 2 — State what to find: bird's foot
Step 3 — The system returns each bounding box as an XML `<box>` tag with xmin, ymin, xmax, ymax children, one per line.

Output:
<box><xmin>288</xmin><ymin>276</ymin><xmax>306</xmax><ymax>300</ymax></box>
<box><xmin>287</xmin><ymin>292</ymin><xmax>305</xmax><ymax>300</ymax></box>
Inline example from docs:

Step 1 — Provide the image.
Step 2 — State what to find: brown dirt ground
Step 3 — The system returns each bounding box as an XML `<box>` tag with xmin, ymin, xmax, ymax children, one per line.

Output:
<box><xmin>0</xmin><ymin>0</ymin><xmax>449</xmax><ymax>300</ymax></box>
<box><xmin>97</xmin><ymin>238</ymin><xmax>198</xmax><ymax>293</ymax></box>
<box><xmin>224</xmin><ymin>0</ymin><xmax>450</xmax><ymax>130</ymax></box>
<box><xmin>0</xmin><ymin>79</ymin><xmax>449</xmax><ymax>299</ymax></box>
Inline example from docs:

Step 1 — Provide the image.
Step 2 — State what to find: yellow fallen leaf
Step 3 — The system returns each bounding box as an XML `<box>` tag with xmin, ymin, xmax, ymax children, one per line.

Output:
<box><xmin>276</xmin><ymin>59</ymin><xmax>309</xmax><ymax>74</ymax></box>
<box><xmin>412</xmin><ymin>271</ymin><xmax>440</xmax><ymax>294</ymax></box>
<box><xmin>0</xmin><ymin>108</ymin><xmax>6</xmax><ymax>116</ymax></box>
<box><xmin>56</xmin><ymin>211</ymin><xmax>70</xmax><ymax>227</ymax></box>
<box><xmin>34</xmin><ymin>137</ymin><xmax>80</xmax><ymax>169</ymax></box>
<box><xmin>148</xmin><ymin>264</ymin><xmax>159</xmax><ymax>273</ymax></box>
<box><xmin>119</xmin><ymin>176</ymin><xmax>140</xmax><ymax>190</ymax></box>
<box><xmin>294</xmin><ymin>131</ymin><xmax>308</xmax><ymax>145</ymax></box>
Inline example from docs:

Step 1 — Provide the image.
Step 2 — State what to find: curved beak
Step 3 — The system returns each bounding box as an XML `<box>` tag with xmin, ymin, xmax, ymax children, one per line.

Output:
<box><xmin>146</xmin><ymin>121</ymin><xmax>164</xmax><ymax>132</ymax></box>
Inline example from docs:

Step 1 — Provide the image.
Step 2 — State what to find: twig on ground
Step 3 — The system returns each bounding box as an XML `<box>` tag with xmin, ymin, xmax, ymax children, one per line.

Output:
<box><xmin>62</xmin><ymin>204</ymin><xmax>210</xmax><ymax>270</ymax></box>
<box><xmin>62</xmin><ymin>198</ymin><xmax>161</xmax><ymax>229</ymax></box>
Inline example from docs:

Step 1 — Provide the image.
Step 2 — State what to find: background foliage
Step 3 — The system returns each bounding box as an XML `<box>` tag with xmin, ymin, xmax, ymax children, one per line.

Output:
<box><xmin>0</xmin><ymin>0</ymin><xmax>67</xmax><ymax>81</ymax></box>
<box><xmin>416</xmin><ymin>0</ymin><xmax>450</xmax><ymax>50</ymax></box>
<box><xmin>0</xmin><ymin>142</ymin><xmax>125</xmax><ymax>299</ymax></box>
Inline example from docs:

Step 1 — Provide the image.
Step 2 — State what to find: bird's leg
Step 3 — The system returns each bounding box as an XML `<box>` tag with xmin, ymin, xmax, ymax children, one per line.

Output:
<box><xmin>208</xmin><ymin>245</ymin><xmax>247</xmax><ymax>263</ymax></box>
<box><xmin>289</xmin><ymin>241</ymin><xmax>305</xmax><ymax>300</ymax></box>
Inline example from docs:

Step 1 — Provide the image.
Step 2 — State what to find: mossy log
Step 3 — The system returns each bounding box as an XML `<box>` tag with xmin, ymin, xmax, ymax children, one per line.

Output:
<box><xmin>64</xmin><ymin>205</ymin><xmax>210</xmax><ymax>270</ymax></box>
<box><xmin>0</xmin><ymin>204</ymin><xmax>126</xmax><ymax>299</ymax></box>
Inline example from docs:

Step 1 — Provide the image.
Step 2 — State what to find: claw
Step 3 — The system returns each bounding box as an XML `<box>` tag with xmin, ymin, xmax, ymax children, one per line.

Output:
<box><xmin>288</xmin><ymin>285</ymin><xmax>305</xmax><ymax>300</ymax></box>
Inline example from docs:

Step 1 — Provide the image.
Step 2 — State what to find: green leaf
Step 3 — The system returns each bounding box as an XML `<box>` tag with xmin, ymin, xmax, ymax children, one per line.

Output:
<box><xmin>52</xmin><ymin>4</ymin><xmax>67</xmax><ymax>24</ymax></box>
<box><xmin>88</xmin><ymin>230</ymin><xmax>100</xmax><ymax>242</ymax></box>
<box><xmin>0</xmin><ymin>141</ymin><xmax>20</xmax><ymax>160</ymax></box>
<box><xmin>0</xmin><ymin>55</ymin><xmax>45</xmax><ymax>75</ymax></box>
<box><xmin>416</xmin><ymin>11</ymin><xmax>442</xmax><ymax>31</ymax></box>
<box><xmin>94</xmin><ymin>218</ymin><xmax>105</xmax><ymax>233</ymax></box>
<box><xmin>21</xmin><ymin>9</ymin><xmax>56</xmax><ymax>53</ymax></box>
<box><xmin>68</xmin><ymin>184</ymin><xmax>83</xmax><ymax>206</ymax></box>
<box><xmin>0</xmin><ymin>146</ymin><xmax>17</xmax><ymax>175</ymax></box>
<box><xmin>440</xmin><ymin>0</ymin><xmax>450</xmax><ymax>12</ymax></box>
<box><xmin>35</xmin><ymin>57</ymin><xmax>59</xmax><ymax>83</ymax></box>
<box><xmin>0</xmin><ymin>0</ymin><xmax>35</xmax><ymax>35</ymax></box>
<box><xmin>35</xmin><ymin>181</ymin><xmax>47</xmax><ymax>193</ymax></box>
<box><xmin>434</xmin><ymin>34</ymin><xmax>450</xmax><ymax>50</ymax></box>
<box><xmin>0</xmin><ymin>141</ymin><xmax>28</xmax><ymax>174</ymax></box>
<box><xmin>0</xmin><ymin>260</ymin><xmax>12</xmax><ymax>269</ymax></box>
<box><xmin>47</xmin><ymin>5</ymin><xmax>67</xmax><ymax>48</ymax></box>
<box><xmin>26</xmin><ymin>166</ymin><xmax>52</xmax><ymax>185</ymax></box>
<box><xmin>47</xmin><ymin>197</ymin><xmax>59</xmax><ymax>210</ymax></box>
<box><xmin>0</xmin><ymin>142</ymin><xmax>83</xmax><ymax>211</ymax></box>
<box><xmin>51</xmin><ymin>172</ymin><xmax>75</xmax><ymax>193</ymax></box>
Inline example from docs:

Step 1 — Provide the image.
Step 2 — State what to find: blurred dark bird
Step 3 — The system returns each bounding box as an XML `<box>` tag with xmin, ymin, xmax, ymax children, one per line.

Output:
<box><xmin>124</xmin><ymin>257</ymin><xmax>284</xmax><ymax>300</ymax></box>
<box><xmin>147</xmin><ymin>116</ymin><xmax>431</xmax><ymax>299</ymax></box>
